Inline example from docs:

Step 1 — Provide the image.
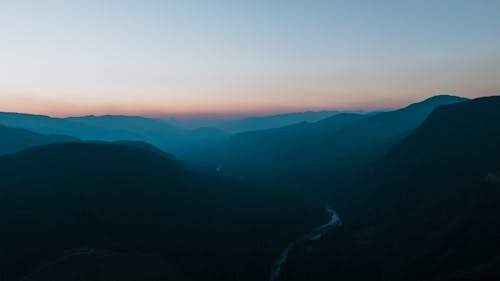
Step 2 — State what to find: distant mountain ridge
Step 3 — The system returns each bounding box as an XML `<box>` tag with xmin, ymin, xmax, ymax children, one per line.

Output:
<box><xmin>0</xmin><ymin>125</ymin><xmax>77</xmax><ymax>155</ymax></box>
<box><xmin>0</xmin><ymin>112</ymin><xmax>228</xmax><ymax>159</ymax></box>
<box><xmin>164</xmin><ymin>111</ymin><xmax>345</xmax><ymax>132</ymax></box>
<box><xmin>222</xmin><ymin>110</ymin><xmax>341</xmax><ymax>133</ymax></box>
<box><xmin>218</xmin><ymin>95</ymin><xmax>468</xmax><ymax>188</ymax></box>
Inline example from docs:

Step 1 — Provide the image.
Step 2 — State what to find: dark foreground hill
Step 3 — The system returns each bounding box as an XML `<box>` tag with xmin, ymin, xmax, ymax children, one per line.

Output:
<box><xmin>0</xmin><ymin>125</ymin><xmax>77</xmax><ymax>155</ymax></box>
<box><xmin>0</xmin><ymin>142</ymin><xmax>324</xmax><ymax>281</ymax></box>
<box><xmin>283</xmin><ymin>96</ymin><xmax>500</xmax><ymax>281</ymax></box>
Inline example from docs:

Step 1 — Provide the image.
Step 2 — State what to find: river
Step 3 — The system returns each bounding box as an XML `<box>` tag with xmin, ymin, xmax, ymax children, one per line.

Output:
<box><xmin>269</xmin><ymin>206</ymin><xmax>342</xmax><ymax>281</ymax></box>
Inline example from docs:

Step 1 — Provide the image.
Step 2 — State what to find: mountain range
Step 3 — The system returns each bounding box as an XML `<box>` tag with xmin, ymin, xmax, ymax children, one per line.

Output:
<box><xmin>0</xmin><ymin>142</ymin><xmax>324</xmax><ymax>281</ymax></box>
<box><xmin>0</xmin><ymin>112</ymin><xmax>229</xmax><ymax>160</ymax></box>
<box><xmin>1</xmin><ymin>94</ymin><xmax>499</xmax><ymax>281</ymax></box>
<box><xmin>284</xmin><ymin>96</ymin><xmax>500</xmax><ymax>281</ymax></box>
<box><xmin>164</xmin><ymin>110</ymin><xmax>342</xmax><ymax>132</ymax></box>
<box><xmin>217</xmin><ymin>95</ymin><xmax>467</xmax><ymax>191</ymax></box>
<box><xmin>0</xmin><ymin>125</ymin><xmax>77</xmax><ymax>155</ymax></box>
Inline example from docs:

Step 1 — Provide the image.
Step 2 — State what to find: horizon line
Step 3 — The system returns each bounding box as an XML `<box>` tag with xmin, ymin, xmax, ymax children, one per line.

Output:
<box><xmin>0</xmin><ymin>93</ymin><xmax>482</xmax><ymax>119</ymax></box>
<box><xmin>0</xmin><ymin>106</ymin><xmax>390</xmax><ymax>120</ymax></box>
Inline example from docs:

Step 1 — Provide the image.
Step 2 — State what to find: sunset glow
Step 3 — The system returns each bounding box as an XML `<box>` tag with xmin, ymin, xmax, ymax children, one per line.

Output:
<box><xmin>1</xmin><ymin>1</ymin><xmax>499</xmax><ymax>117</ymax></box>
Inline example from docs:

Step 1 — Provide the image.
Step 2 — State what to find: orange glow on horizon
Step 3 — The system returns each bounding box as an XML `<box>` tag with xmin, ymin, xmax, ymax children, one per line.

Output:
<box><xmin>0</xmin><ymin>88</ymin><xmax>495</xmax><ymax>118</ymax></box>
<box><xmin>0</xmin><ymin>94</ymin><xmax>431</xmax><ymax>118</ymax></box>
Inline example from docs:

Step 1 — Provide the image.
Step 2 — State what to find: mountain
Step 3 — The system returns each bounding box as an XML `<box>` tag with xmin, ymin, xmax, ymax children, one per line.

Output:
<box><xmin>0</xmin><ymin>142</ymin><xmax>324</xmax><ymax>281</ymax></box>
<box><xmin>284</xmin><ymin>96</ymin><xmax>500</xmax><ymax>281</ymax></box>
<box><xmin>329</xmin><ymin>95</ymin><xmax>469</xmax><ymax>149</ymax></box>
<box><xmin>225</xmin><ymin>113</ymin><xmax>365</xmax><ymax>153</ymax></box>
<box><xmin>222</xmin><ymin>110</ymin><xmax>341</xmax><ymax>133</ymax></box>
<box><xmin>65</xmin><ymin>114</ymin><xmax>182</xmax><ymax>136</ymax></box>
<box><xmin>0</xmin><ymin>112</ymin><xmax>88</xmax><ymax>136</ymax></box>
<box><xmin>0</xmin><ymin>125</ymin><xmax>77</xmax><ymax>155</ymax></box>
<box><xmin>164</xmin><ymin>111</ymin><xmax>350</xmax><ymax>132</ymax></box>
<box><xmin>218</xmin><ymin>95</ymin><xmax>467</xmax><ymax>190</ymax></box>
<box><xmin>0</xmin><ymin>112</ymin><xmax>176</xmax><ymax>141</ymax></box>
<box><xmin>162</xmin><ymin>116</ymin><xmax>243</xmax><ymax>130</ymax></box>
<box><xmin>0</xmin><ymin>113</ymin><xmax>228</xmax><ymax>159</ymax></box>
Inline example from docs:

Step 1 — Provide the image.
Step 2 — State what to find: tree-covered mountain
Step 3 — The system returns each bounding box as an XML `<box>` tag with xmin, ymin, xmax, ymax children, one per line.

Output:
<box><xmin>221</xmin><ymin>110</ymin><xmax>341</xmax><ymax>133</ymax></box>
<box><xmin>283</xmin><ymin>96</ymin><xmax>500</xmax><ymax>281</ymax></box>
<box><xmin>165</xmin><ymin>111</ymin><xmax>343</xmax><ymax>132</ymax></box>
<box><xmin>0</xmin><ymin>125</ymin><xmax>77</xmax><ymax>155</ymax></box>
<box><xmin>0</xmin><ymin>113</ymin><xmax>228</xmax><ymax>159</ymax></box>
<box><xmin>0</xmin><ymin>142</ymin><xmax>324</xmax><ymax>281</ymax></box>
<box><xmin>218</xmin><ymin>95</ymin><xmax>467</xmax><ymax>190</ymax></box>
<box><xmin>2</xmin><ymin>95</ymin><xmax>499</xmax><ymax>281</ymax></box>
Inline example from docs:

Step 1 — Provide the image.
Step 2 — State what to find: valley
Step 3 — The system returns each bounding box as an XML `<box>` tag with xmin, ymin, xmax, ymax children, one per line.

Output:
<box><xmin>1</xmin><ymin>95</ymin><xmax>499</xmax><ymax>281</ymax></box>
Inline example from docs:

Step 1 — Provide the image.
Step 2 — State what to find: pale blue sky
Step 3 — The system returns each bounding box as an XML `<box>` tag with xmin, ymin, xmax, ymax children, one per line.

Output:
<box><xmin>1</xmin><ymin>0</ymin><xmax>499</xmax><ymax>116</ymax></box>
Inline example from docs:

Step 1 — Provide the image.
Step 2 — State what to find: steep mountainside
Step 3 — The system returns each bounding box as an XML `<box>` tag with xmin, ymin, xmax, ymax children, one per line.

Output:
<box><xmin>222</xmin><ymin>111</ymin><xmax>341</xmax><ymax>133</ymax></box>
<box><xmin>219</xmin><ymin>95</ymin><xmax>467</xmax><ymax>190</ymax></box>
<box><xmin>284</xmin><ymin>96</ymin><xmax>500</xmax><ymax>281</ymax></box>
<box><xmin>0</xmin><ymin>113</ymin><xmax>228</xmax><ymax>159</ymax></box>
<box><xmin>0</xmin><ymin>142</ymin><xmax>323</xmax><ymax>281</ymax></box>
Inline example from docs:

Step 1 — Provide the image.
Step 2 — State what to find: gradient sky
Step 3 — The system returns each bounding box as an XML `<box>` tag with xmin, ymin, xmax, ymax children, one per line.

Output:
<box><xmin>1</xmin><ymin>0</ymin><xmax>499</xmax><ymax>117</ymax></box>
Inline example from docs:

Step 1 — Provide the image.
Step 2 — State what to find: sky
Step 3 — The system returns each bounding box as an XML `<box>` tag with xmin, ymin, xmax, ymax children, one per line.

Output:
<box><xmin>1</xmin><ymin>0</ymin><xmax>499</xmax><ymax>117</ymax></box>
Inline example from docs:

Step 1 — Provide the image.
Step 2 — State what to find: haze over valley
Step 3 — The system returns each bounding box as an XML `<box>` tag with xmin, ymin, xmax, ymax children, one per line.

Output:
<box><xmin>1</xmin><ymin>1</ymin><xmax>500</xmax><ymax>281</ymax></box>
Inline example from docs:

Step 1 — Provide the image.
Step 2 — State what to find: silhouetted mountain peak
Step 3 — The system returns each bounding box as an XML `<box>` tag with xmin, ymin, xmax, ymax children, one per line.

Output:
<box><xmin>388</xmin><ymin>95</ymin><xmax>500</xmax><ymax>165</ymax></box>
<box><xmin>405</xmin><ymin>94</ymin><xmax>467</xmax><ymax>109</ymax></box>
<box><xmin>292</xmin><ymin>95</ymin><xmax>500</xmax><ymax>281</ymax></box>
<box><xmin>422</xmin><ymin>94</ymin><xmax>466</xmax><ymax>102</ymax></box>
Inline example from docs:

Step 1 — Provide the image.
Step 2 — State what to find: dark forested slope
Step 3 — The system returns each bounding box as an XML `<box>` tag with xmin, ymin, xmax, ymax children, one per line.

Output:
<box><xmin>0</xmin><ymin>142</ymin><xmax>323</xmax><ymax>281</ymax></box>
<box><xmin>220</xmin><ymin>95</ymin><xmax>467</xmax><ymax>190</ymax></box>
<box><xmin>285</xmin><ymin>96</ymin><xmax>500</xmax><ymax>281</ymax></box>
<box><xmin>0</xmin><ymin>125</ymin><xmax>77</xmax><ymax>155</ymax></box>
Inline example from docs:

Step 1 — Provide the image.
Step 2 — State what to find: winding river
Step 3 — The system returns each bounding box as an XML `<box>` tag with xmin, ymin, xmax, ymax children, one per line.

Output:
<box><xmin>269</xmin><ymin>206</ymin><xmax>342</xmax><ymax>281</ymax></box>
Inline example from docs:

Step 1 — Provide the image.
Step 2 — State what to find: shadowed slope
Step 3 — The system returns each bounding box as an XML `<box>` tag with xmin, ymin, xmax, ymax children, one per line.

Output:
<box><xmin>0</xmin><ymin>125</ymin><xmax>77</xmax><ymax>155</ymax></box>
<box><xmin>223</xmin><ymin>111</ymin><xmax>341</xmax><ymax>133</ymax></box>
<box><xmin>0</xmin><ymin>142</ymin><xmax>324</xmax><ymax>281</ymax></box>
<box><xmin>285</xmin><ymin>96</ymin><xmax>500</xmax><ymax>281</ymax></box>
<box><xmin>0</xmin><ymin>113</ymin><xmax>228</xmax><ymax>159</ymax></box>
<box><xmin>219</xmin><ymin>95</ymin><xmax>467</xmax><ymax>190</ymax></box>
